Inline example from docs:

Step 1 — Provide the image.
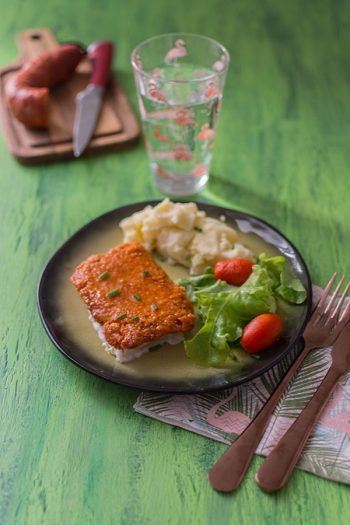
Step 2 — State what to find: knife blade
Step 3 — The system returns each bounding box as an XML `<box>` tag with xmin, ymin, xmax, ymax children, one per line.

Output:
<box><xmin>73</xmin><ymin>41</ymin><xmax>114</xmax><ymax>157</ymax></box>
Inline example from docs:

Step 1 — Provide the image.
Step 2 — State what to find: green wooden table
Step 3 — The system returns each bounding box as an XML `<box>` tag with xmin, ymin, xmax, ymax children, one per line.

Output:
<box><xmin>1</xmin><ymin>1</ymin><xmax>349</xmax><ymax>523</ymax></box>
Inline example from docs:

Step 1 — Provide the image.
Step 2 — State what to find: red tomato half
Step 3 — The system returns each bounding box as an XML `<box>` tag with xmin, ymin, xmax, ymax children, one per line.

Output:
<box><xmin>214</xmin><ymin>258</ymin><xmax>254</xmax><ymax>286</ymax></box>
<box><xmin>241</xmin><ymin>313</ymin><xmax>283</xmax><ymax>353</ymax></box>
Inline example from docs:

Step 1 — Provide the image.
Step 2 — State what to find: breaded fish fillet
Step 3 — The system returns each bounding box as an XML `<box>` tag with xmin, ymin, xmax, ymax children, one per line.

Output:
<box><xmin>70</xmin><ymin>242</ymin><xmax>195</xmax><ymax>362</ymax></box>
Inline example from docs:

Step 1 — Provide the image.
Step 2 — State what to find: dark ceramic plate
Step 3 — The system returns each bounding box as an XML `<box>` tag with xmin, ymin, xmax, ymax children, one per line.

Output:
<box><xmin>37</xmin><ymin>201</ymin><xmax>312</xmax><ymax>393</ymax></box>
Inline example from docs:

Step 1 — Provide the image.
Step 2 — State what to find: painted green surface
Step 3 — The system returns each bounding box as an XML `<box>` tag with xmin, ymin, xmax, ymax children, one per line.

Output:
<box><xmin>0</xmin><ymin>0</ymin><xmax>349</xmax><ymax>524</ymax></box>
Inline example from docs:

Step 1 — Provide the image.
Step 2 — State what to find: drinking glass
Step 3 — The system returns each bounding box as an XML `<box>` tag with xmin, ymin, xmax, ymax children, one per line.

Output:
<box><xmin>131</xmin><ymin>33</ymin><xmax>230</xmax><ymax>196</ymax></box>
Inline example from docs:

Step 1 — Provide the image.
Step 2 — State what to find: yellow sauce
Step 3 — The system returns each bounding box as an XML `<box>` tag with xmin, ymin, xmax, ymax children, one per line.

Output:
<box><xmin>55</xmin><ymin>220</ymin><xmax>280</xmax><ymax>383</ymax></box>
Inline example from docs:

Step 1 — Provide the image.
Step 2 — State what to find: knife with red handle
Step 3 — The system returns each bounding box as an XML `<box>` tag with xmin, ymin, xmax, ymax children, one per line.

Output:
<box><xmin>73</xmin><ymin>41</ymin><xmax>114</xmax><ymax>157</ymax></box>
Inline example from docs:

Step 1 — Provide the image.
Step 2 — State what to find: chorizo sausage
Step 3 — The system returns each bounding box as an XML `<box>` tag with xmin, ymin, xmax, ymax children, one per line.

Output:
<box><xmin>5</xmin><ymin>44</ymin><xmax>85</xmax><ymax>128</ymax></box>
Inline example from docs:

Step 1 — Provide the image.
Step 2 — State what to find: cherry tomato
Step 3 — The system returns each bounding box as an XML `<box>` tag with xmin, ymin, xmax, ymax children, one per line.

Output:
<box><xmin>214</xmin><ymin>258</ymin><xmax>254</xmax><ymax>286</ymax></box>
<box><xmin>241</xmin><ymin>313</ymin><xmax>283</xmax><ymax>353</ymax></box>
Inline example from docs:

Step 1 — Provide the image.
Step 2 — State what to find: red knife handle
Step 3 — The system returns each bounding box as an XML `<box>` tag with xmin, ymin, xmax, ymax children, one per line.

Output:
<box><xmin>87</xmin><ymin>41</ymin><xmax>114</xmax><ymax>87</ymax></box>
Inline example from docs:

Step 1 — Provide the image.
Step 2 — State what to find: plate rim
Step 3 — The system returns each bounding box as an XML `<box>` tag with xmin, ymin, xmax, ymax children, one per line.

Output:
<box><xmin>37</xmin><ymin>200</ymin><xmax>313</xmax><ymax>393</ymax></box>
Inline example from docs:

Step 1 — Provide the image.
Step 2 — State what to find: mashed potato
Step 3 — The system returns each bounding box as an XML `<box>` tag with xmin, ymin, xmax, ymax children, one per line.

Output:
<box><xmin>120</xmin><ymin>199</ymin><xmax>254</xmax><ymax>274</ymax></box>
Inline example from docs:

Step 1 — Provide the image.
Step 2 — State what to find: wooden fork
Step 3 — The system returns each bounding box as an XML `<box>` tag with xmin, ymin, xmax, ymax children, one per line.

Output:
<box><xmin>208</xmin><ymin>273</ymin><xmax>350</xmax><ymax>492</ymax></box>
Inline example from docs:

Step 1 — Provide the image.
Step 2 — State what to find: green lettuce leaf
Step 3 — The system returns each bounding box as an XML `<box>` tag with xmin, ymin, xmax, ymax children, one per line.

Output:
<box><xmin>182</xmin><ymin>265</ymin><xmax>277</xmax><ymax>367</ymax></box>
<box><xmin>258</xmin><ymin>253</ymin><xmax>307</xmax><ymax>304</ymax></box>
<box><xmin>232</xmin><ymin>266</ymin><xmax>276</xmax><ymax>320</ymax></box>
<box><xmin>180</xmin><ymin>253</ymin><xmax>307</xmax><ymax>367</ymax></box>
<box><xmin>179</xmin><ymin>267</ymin><xmax>232</xmax><ymax>305</ymax></box>
<box><xmin>185</xmin><ymin>293</ymin><xmax>243</xmax><ymax>367</ymax></box>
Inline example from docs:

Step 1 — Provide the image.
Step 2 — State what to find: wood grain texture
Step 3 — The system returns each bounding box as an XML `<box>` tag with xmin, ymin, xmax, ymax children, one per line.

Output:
<box><xmin>0</xmin><ymin>0</ymin><xmax>349</xmax><ymax>524</ymax></box>
<box><xmin>0</xmin><ymin>28</ymin><xmax>140</xmax><ymax>163</ymax></box>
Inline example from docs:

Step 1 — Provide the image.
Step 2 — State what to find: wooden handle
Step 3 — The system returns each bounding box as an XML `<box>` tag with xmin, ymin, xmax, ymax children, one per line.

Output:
<box><xmin>208</xmin><ymin>343</ymin><xmax>311</xmax><ymax>492</ymax></box>
<box><xmin>16</xmin><ymin>28</ymin><xmax>58</xmax><ymax>62</ymax></box>
<box><xmin>256</xmin><ymin>364</ymin><xmax>342</xmax><ymax>492</ymax></box>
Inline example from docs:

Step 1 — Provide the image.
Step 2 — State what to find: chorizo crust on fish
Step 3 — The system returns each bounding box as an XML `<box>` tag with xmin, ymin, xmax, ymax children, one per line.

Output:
<box><xmin>70</xmin><ymin>243</ymin><xmax>195</xmax><ymax>361</ymax></box>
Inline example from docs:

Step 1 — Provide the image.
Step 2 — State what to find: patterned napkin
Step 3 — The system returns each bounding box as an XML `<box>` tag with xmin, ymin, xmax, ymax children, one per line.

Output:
<box><xmin>134</xmin><ymin>287</ymin><xmax>350</xmax><ymax>485</ymax></box>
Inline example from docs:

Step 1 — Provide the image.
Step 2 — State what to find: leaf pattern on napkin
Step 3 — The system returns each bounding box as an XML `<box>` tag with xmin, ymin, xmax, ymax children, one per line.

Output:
<box><xmin>134</xmin><ymin>291</ymin><xmax>350</xmax><ymax>485</ymax></box>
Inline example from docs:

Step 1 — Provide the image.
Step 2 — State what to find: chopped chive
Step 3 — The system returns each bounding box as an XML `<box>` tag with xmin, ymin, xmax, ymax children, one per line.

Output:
<box><xmin>107</xmin><ymin>288</ymin><xmax>120</xmax><ymax>298</ymax></box>
<box><xmin>142</xmin><ymin>270</ymin><xmax>151</xmax><ymax>277</ymax></box>
<box><xmin>185</xmin><ymin>254</ymin><xmax>192</xmax><ymax>261</ymax></box>
<box><xmin>194</xmin><ymin>226</ymin><xmax>202</xmax><ymax>232</ymax></box>
<box><xmin>151</xmin><ymin>303</ymin><xmax>159</xmax><ymax>312</ymax></box>
<box><xmin>99</xmin><ymin>271</ymin><xmax>110</xmax><ymax>281</ymax></box>
<box><xmin>116</xmin><ymin>313</ymin><xmax>127</xmax><ymax>320</ymax></box>
<box><xmin>131</xmin><ymin>316</ymin><xmax>140</xmax><ymax>323</ymax></box>
<box><xmin>231</xmin><ymin>244</ymin><xmax>236</xmax><ymax>249</ymax></box>
<box><xmin>133</xmin><ymin>293</ymin><xmax>142</xmax><ymax>301</ymax></box>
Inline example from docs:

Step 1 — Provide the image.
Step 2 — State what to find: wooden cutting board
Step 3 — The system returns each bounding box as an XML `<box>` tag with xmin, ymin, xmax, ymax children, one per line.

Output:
<box><xmin>0</xmin><ymin>28</ymin><xmax>140</xmax><ymax>163</ymax></box>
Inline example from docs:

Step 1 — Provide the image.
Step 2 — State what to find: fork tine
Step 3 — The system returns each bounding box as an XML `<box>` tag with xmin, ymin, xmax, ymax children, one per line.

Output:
<box><xmin>323</xmin><ymin>275</ymin><xmax>345</xmax><ymax>315</ymax></box>
<box><xmin>339</xmin><ymin>299</ymin><xmax>350</xmax><ymax>323</ymax></box>
<box><xmin>311</xmin><ymin>272</ymin><xmax>337</xmax><ymax>323</ymax></box>
<box><xmin>330</xmin><ymin>281</ymin><xmax>350</xmax><ymax>320</ymax></box>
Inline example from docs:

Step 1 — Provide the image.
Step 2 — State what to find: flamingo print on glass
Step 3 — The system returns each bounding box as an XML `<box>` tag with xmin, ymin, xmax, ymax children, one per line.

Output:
<box><xmin>131</xmin><ymin>34</ymin><xmax>229</xmax><ymax>195</ymax></box>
